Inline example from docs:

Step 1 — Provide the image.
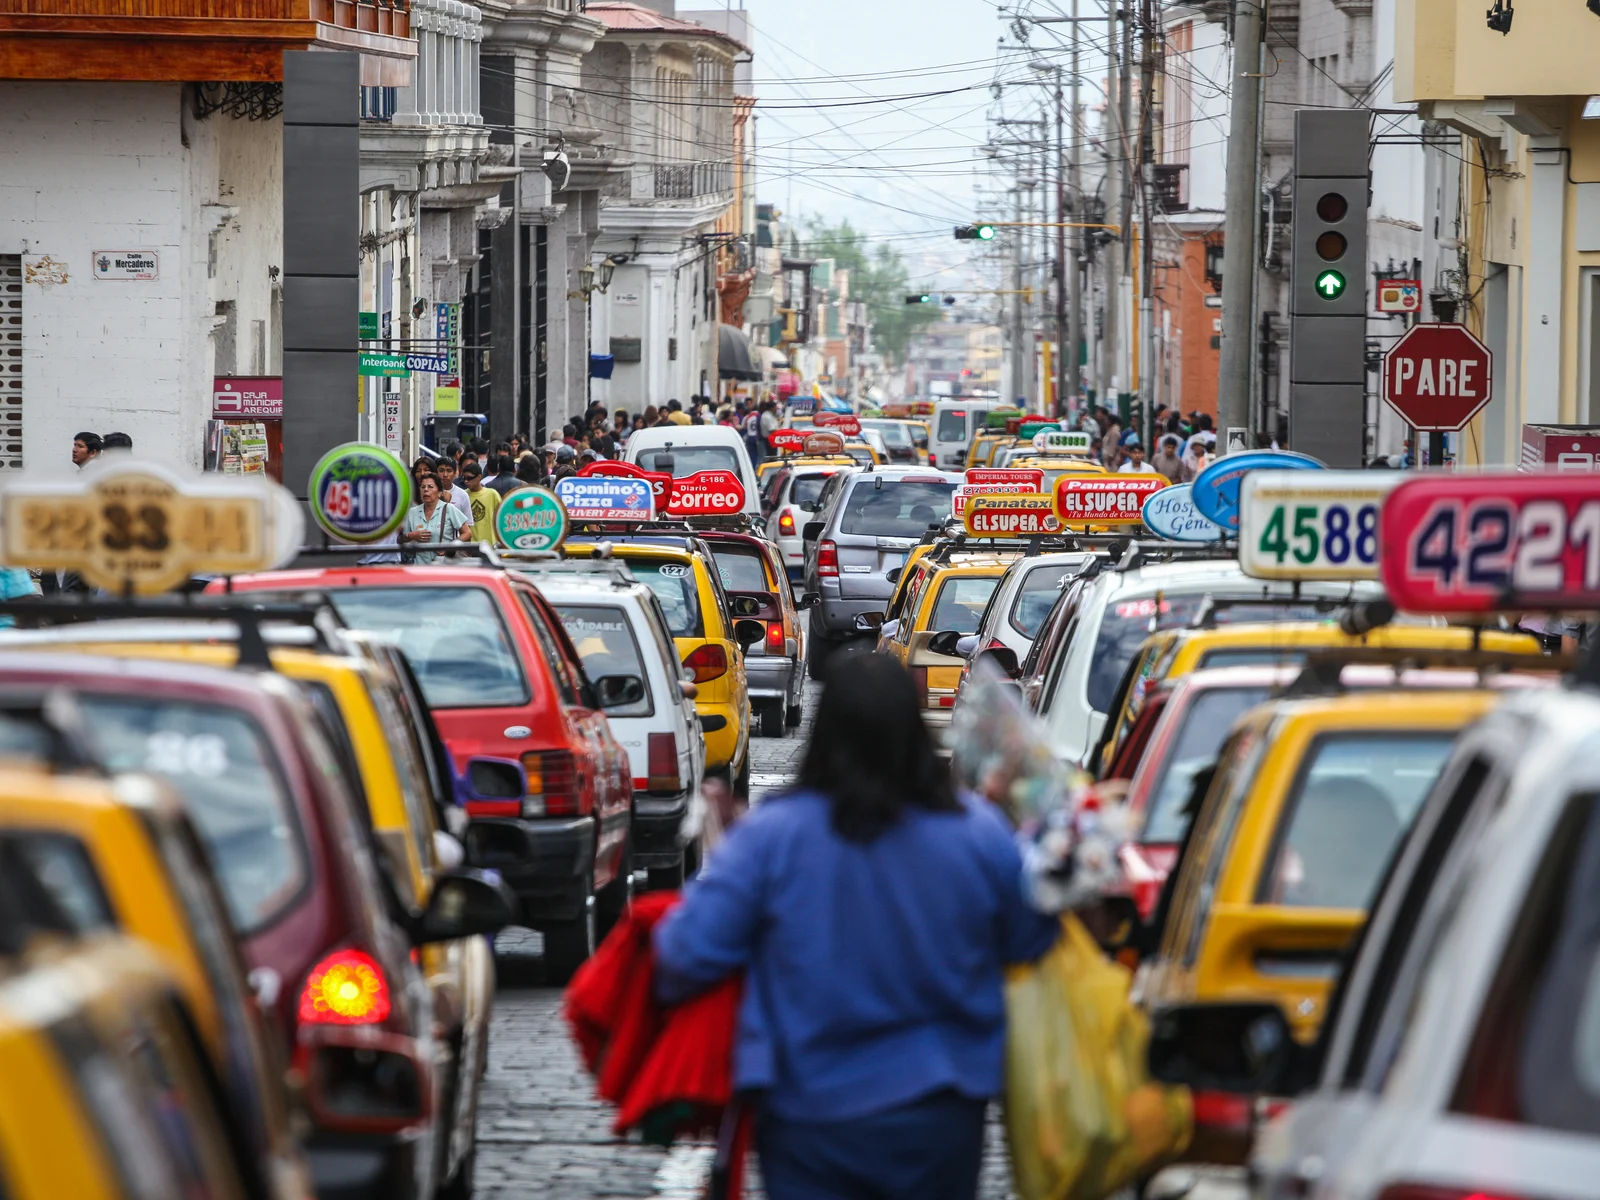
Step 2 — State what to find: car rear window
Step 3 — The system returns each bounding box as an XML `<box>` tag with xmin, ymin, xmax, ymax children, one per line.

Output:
<box><xmin>1259</xmin><ymin>732</ymin><xmax>1455</xmax><ymax>910</ymax></box>
<box><xmin>937</xmin><ymin>410</ymin><xmax>968</xmax><ymax>441</ymax></box>
<box><xmin>1011</xmin><ymin>562</ymin><xmax>1083</xmax><ymax>638</ymax></box>
<box><xmin>929</xmin><ymin>576</ymin><xmax>1000</xmax><ymax>634</ymax></box>
<box><xmin>1142</xmin><ymin>686</ymin><xmax>1274</xmax><ymax>844</ymax></box>
<box><xmin>791</xmin><ymin>473</ymin><xmax>834</xmax><ymax>508</ymax></box>
<box><xmin>635</xmin><ymin>445</ymin><xmax>743</xmax><ymax>477</ymax></box>
<box><xmin>325</xmin><ymin>587</ymin><xmax>528</xmax><ymax>709</ymax></box>
<box><xmin>838</xmin><ymin>478</ymin><xmax>956</xmax><ymax>538</ymax></box>
<box><xmin>864</xmin><ymin>422</ymin><xmax>913</xmax><ymax>447</ymax></box>
<box><xmin>74</xmin><ymin>696</ymin><xmax>306</xmax><ymax>933</ymax></box>
<box><xmin>553</xmin><ymin>605</ymin><xmax>652</xmax><ymax>717</ymax></box>
<box><xmin>710</xmin><ymin>547</ymin><xmax>768</xmax><ymax>593</ymax></box>
<box><xmin>622</xmin><ymin>560</ymin><xmax>703</xmax><ymax>639</ymax></box>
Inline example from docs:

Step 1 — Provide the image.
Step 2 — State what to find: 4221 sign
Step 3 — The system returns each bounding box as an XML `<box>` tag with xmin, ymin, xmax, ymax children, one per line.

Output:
<box><xmin>0</xmin><ymin>460</ymin><xmax>302</xmax><ymax>594</ymax></box>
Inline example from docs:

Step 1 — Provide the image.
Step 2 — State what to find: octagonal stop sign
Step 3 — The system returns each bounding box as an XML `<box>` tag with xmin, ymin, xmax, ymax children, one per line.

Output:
<box><xmin>1381</xmin><ymin>322</ymin><xmax>1493</xmax><ymax>432</ymax></box>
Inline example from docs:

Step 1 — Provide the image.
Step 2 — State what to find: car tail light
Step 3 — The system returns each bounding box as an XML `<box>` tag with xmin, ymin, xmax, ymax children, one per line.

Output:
<box><xmin>765</xmin><ymin>621</ymin><xmax>785</xmax><ymax>653</ymax></box>
<box><xmin>986</xmin><ymin>637</ymin><xmax>1007</xmax><ymax>651</ymax></box>
<box><xmin>684</xmin><ymin>644</ymin><xmax>729</xmax><ymax>683</ymax></box>
<box><xmin>299</xmin><ymin>949</ymin><xmax>392</xmax><ymax>1026</ymax></box>
<box><xmin>1191</xmin><ymin>1089</ymin><xmax>1253</xmax><ymax>1134</ymax></box>
<box><xmin>519</xmin><ymin>749</ymin><xmax>579</xmax><ymax>817</ymax></box>
<box><xmin>817</xmin><ymin>540</ymin><xmax>839</xmax><ymax>577</ymax></box>
<box><xmin>778</xmin><ymin>510</ymin><xmax>796</xmax><ymax>535</ymax></box>
<box><xmin>647</xmin><ymin>732</ymin><xmax>681</xmax><ymax>793</ymax></box>
<box><xmin>1376</xmin><ymin>1188</ymin><xmax>1527</xmax><ymax>1200</ymax></box>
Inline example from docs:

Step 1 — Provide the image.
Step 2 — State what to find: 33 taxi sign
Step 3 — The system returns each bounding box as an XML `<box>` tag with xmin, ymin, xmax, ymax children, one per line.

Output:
<box><xmin>1380</xmin><ymin>473</ymin><xmax>1600</xmax><ymax>612</ymax></box>
<box><xmin>495</xmin><ymin>486</ymin><xmax>567</xmax><ymax>552</ymax></box>
<box><xmin>0</xmin><ymin>459</ymin><xmax>302</xmax><ymax>594</ymax></box>
<box><xmin>1239</xmin><ymin>471</ymin><xmax>1402</xmax><ymax>581</ymax></box>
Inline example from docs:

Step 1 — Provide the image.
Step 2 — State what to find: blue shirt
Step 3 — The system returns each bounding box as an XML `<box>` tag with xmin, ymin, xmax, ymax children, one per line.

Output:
<box><xmin>653</xmin><ymin>791</ymin><xmax>1060</xmax><ymax>1121</ymax></box>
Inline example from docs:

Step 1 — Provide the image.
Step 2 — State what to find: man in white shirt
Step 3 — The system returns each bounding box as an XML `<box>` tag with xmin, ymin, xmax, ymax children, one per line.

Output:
<box><xmin>1117</xmin><ymin>433</ymin><xmax>1160</xmax><ymax>474</ymax></box>
<box><xmin>435</xmin><ymin>457</ymin><xmax>473</xmax><ymax>517</ymax></box>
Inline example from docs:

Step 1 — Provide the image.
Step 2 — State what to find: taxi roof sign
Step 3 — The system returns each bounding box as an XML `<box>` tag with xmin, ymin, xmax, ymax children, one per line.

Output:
<box><xmin>1032</xmin><ymin>429</ymin><xmax>1093</xmax><ymax>455</ymax></box>
<box><xmin>495</xmin><ymin>485</ymin><xmax>567</xmax><ymax>552</ymax></box>
<box><xmin>962</xmin><ymin>492</ymin><xmax>1062</xmax><ymax>537</ymax></box>
<box><xmin>1238</xmin><ymin>471</ymin><xmax>1402</xmax><ymax>582</ymax></box>
<box><xmin>0</xmin><ymin>458</ymin><xmax>301</xmax><ymax>594</ymax></box>
<box><xmin>309</xmin><ymin>442</ymin><xmax>411</xmax><ymax>544</ymax></box>
<box><xmin>802</xmin><ymin>430</ymin><xmax>846</xmax><ymax>456</ymax></box>
<box><xmin>555</xmin><ymin>475</ymin><xmax>656</xmax><ymax>521</ymax></box>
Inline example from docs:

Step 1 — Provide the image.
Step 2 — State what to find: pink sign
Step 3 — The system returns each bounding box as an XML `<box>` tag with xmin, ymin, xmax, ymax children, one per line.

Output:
<box><xmin>213</xmin><ymin>377</ymin><xmax>283</xmax><ymax>419</ymax></box>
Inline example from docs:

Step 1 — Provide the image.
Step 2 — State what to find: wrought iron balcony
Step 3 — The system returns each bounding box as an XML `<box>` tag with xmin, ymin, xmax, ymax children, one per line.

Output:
<box><xmin>652</xmin><ymin>160</ymin><xmax>733</xmax><ymax>200</ymax></box>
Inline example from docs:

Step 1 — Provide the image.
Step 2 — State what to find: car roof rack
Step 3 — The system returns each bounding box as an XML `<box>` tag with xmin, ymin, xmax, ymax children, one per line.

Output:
<box><xmin>1281</xmin><ymin>644</ymin><xmax>1572</xmax><ymax>697</ymax></box>
<box><xmin>1111</xmin><ymin>539</ymin><xmax>1237</xmax><ymax>573</ymax></box>
<box><xmin>487</xmin><ymin>547</ymin><xmax>637</xmax><ymax>587</ymax></box>
<box><xmin>1187</xmin><ymin>591</ymin><xmax>1361</xmax><ymax>629</ymax></box>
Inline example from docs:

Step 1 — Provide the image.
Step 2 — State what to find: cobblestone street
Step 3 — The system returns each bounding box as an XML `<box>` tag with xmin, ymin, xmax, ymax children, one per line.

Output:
<box><xmin>474</xmin><ymin>677</ymin><xmax>1016</xmax><ymax>1199</ymax></box>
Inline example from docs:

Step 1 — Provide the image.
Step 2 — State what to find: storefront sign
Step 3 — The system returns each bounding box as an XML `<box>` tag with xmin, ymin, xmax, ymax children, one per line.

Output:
<box><xmin>358</xmin><ymin>352</ymin><xmax>408</xmax><ymax>378</ymax></box>
<box><xmin>212</xmin><ymin>377</ymin><xmax>283</xmax><ymax>419</ymax></box>
<box><xmin>1191</xmin><ymin>450</ymin><xmax>1325</xmax><ymax>532</ymax></box>
<box><xmin>555</xmin><ymin>476</ymin><xmax>656</xmax><ymax>522</ymax></box>
<box><xmin>963</xmin><ymin>493</ymin><xmax>1062</xmax><ymax>537</ymax></box>
<box><xmin>1140</xmin><ymin>483</ymin><xmax>1222</xmax><ymax>543</ymax></box>
<box><xmin>1520</xmin><ymin>424</ymin><xmax>1600</xmax><ymax>472</ymax></box>
<box><xmin>1380</xmin><ymin>472</ymin><xmax>1600</xmax><ymax>612</ymax></box>
<box><xmin>0</xmin><ymin>460</ymin><xmax>300</xmax><ymax>593</ymax></box>
<box><xmin>496</xmin><ymin>486</ymin><xmax>568</xmax><ymax>552</ymax></box>
<box><xmin>1054</xmin><ymin>475</ymin><xmax>1169</xmax><ymax>525</ymax></box>
<box><xmin>92</xmin><ymin>250</ymin><xmax>159</xmax><ymax>281</ymax></box>
<box><xmin>433</xmin><ymin>379</ymin><xmax>461</xmax><ymax>413</ymax></box>
<box><xmin>307</xmin><ymin>442</ymin><xmax>410</xmax><ymax>543</ymax></box>
<box><xmin>381</xmin><ymin>393</ymin><xmax>401</xmax><ymax>453</ymax></box>
<box><xmin>436</xmin><ymin>303</ymin><xmax>459</xmax><ymax>375</ymax></box>
<box><xmin>404</xmin><ymin>354</ymin><xmax>451</xmax><ymax>375</ymax></box>
<box><xmin>359</xmin><ymin>311</ymin><xmax>379</xmax><ymax>340</ymax></box>
<box><xmin>1238</xmin><ymin>471</ymin><xmax>1402</xmax><ymax>581</ymax></box>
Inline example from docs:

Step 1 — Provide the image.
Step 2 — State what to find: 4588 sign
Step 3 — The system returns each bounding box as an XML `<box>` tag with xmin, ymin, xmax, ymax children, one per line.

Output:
<box><xmin>1381</xmin><ymin>474</ymin><xmax>1600</xmax><ymax>612</ymax></box>
<box><xmin>1238</xmin><ymin>472</ymin><xmax>1401</xmax><ymax>581</ymax></box>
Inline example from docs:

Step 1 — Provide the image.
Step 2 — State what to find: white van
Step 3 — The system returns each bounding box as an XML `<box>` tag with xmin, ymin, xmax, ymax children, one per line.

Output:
<box><xmin>930</xmin><ymin>398</ymin><xmax>1008</xmax><ymax>469</ymax></box>
<box><xmin>624</xmin><ymin>425</ymin><xmax>762</xmax><ymax>516</ymax></box>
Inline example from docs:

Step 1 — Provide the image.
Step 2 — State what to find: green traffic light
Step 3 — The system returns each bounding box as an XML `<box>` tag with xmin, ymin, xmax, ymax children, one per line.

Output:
<box><xmin>975</xmin><ymin>224</ymin><xmax>996</xmax><ymax>241</ymax></box>
<box><xmin>1315</xmin><ymin>269</ymin><xmax>1346</xmax><ymax>299</ymax></box>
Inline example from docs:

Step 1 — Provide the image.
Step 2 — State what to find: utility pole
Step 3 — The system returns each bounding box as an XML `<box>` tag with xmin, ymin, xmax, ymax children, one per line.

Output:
<box><xmin>1067</xmin><ymin>0</ymin><xmax>1082</xmax><ymax>420</ymax></box>
<box><xmin>1103</xmin><ymin>0</ymin><xmax>1121</xmax><ymax>416</ymax></box>
<box><xmin>1138</xmin><ymin>0</ymin><xmax>1157</xmax><ymax>438</ymax></box>
<box><xmin>1051</xmin><ymin>71</ymin><xmax>1067</xmax><ymax>420</ymax></box>
<box><xmin>1218</xmin><ymin>0</ymin><xmax>1265</xmax><ymax>438</ymax></box>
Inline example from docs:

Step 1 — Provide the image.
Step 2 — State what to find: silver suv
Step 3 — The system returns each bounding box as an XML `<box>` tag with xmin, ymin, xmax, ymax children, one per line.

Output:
<box><xmin>800</xmin><ymin>465</ymin><xmax>964</xmax><ymax>668</ymax></box>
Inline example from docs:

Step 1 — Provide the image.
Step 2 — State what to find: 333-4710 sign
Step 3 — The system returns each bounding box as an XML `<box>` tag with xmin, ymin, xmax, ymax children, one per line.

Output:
<box><xmin>1380</xmin><ymin>474</ymin><xmax>1600</xmax><ymax>611</ymax></box>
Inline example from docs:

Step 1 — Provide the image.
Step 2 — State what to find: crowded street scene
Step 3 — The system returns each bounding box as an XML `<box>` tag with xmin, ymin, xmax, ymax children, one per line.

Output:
<box><xmin>3</xmin><ymin>0</ymin><xmax>1600</xmax><ymax>1197</ymax></box>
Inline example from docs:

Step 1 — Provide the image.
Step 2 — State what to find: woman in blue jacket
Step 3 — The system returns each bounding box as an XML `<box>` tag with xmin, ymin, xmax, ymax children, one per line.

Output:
<box><xmin>654</xmin><ymin>653</ymin><xmax>1060</xmax><ymax>1200</ymax></box>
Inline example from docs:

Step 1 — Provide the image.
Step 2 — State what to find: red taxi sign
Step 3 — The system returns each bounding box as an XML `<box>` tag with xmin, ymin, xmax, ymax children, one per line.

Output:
<box><xmin>577</xmin><ymin>458</ymin><xmax>672</xmax><ymax>504</ymax></box>
<box><xmin>802</xmin><ymin>430</ymin><xmax>846</xmax><ymax>456</ymax></box>
<box><xmin>966</xmin><ymin>467</ymin><xmax>1044</xmax><ymax>489</ymax></box>
<box><xmin>813</xmin><ymin>413</ymin><xmax>862</xmax><ymax>437</ymax></box>
<box><xmin>1054</xmin><ymin>475</ymin><xmax>1168</xmax><ymax>526</ymax></box>
<box><xmin>768</xmin><ymin>429</ymin><xmax>807</xmax><ymax>453</ymax></box>
<box><xmin>1380</xmin><ymin>472</ymin><xmax>1600</xmax><ymax>612</ymax></box>
<box><xmin>661</xmin><ymin>469</ymin><xmax>747</xmax><ymax>516</ymax></box>
<box><xmin>963</xmin><ymin>493</ymin><xmax>1062</xmax><ymax>537</ymax></box>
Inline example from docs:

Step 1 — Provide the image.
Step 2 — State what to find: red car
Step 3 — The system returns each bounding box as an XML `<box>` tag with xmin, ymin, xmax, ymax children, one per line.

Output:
<box><xmin>211</xmin><ymin>565</ymin><xmax>634</xmax><ymax>981</ymax></box>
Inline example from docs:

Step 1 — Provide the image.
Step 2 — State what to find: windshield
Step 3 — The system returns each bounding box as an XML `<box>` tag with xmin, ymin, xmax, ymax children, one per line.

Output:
<box><xmin>75</xmin><ymin>696</ymin><xmax>306</xmax><ymax>933</ymax></box>
<box><xmin>1260</xmin><ymin>732</ymin><xmax>1455</xmax><ymax>909</ymax></box>
<box><xmin>930</xmin><ymin>576</ymin><xmax>1001</xmax><ymax>634</ymax></box>
<box><xmin>791</xmin><ymin>473</ymin><xmax>833</xmax><ymax>508</ymax></box>
<box><xmin>635</xmin><ymin>445</ymin><xmax>743</xmax><ymax>477</ymax></box>
<box><xmin>937</xmin><ymin>410</ymin><xmax>969</xmax><ymax>441</ymax></box>
<box><xmin>862</xmin><ymin>421</ymin><xmax>913</xmax><ymax>448</ymax></box>
<box><xmin>621</xmin><ymin>559</ymin><xmax>703</xmax><ymax>638</ymax></box>
<box><xmin>327</xmin><ymin>587</ymin><xmax>528</xmax><ymax>709</ymax></box>
<box><xmin>1011</xmin><ymin>561</ymin><xmax>1084</xmax><ymax>638</ymax></box>
<box><xmin>1086</xmin><ymin>592</ymin><xmax>1336</xmax><ymax>713</ymax></box>
<box><xmin>710</xmin><ymin>547</ymin><xmax>769</xmax><ymax>593</ymax></box>
<box><xmin>553</xmin><ymin>605</ymin><xmax>652</xmax><ymax>717</ymax></box>
<box><xmin>1142</xmin><ymin>686</ymin><xmax>1274</xmax><ymax>843</ymax></box>
<box><xmin>839</xmin><ymin>479</ymin><xmax>957</xmax><ymax>538</ymax></box>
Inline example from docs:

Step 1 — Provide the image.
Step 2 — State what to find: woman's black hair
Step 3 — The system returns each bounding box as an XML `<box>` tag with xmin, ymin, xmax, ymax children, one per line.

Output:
<box><xmin>797</xmin><ymin>653</ymin><xmax>959</xmax><ymax>842</ymax></box>
<box><xmin>415</xmin><ymin>471</ymin><xmax>442</xmax><ymax>496</ymax></box>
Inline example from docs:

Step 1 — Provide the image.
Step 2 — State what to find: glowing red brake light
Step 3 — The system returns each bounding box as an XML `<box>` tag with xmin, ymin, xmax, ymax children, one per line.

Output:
<box><xmin>765</xmin><ymin>620</ymin><xmax>785</xmax><ymax>652</ymax></box>
<box><xmin>1376</xmin><ymin>1188</ymin><xmax>1527</xmax><ymax>1200</ymax></box>
<box><xmin>1191</xmin><ymin>1090</ymin><xmax>1252</xmax><ymax>1133</ymax></box>
<box><xmin>778</xmin><ymin>510</ymin><xmax>796</xmax><ymax>535</ymax></box>
<box><xmin>817</xmin><ymin>540</ymin><xmax>839</xmax><ymax>577</ymax></box>
<box><xmin>684</xmin><ymin>644</ymin><xmax>729</xmax><ymax>683</ymax></box>
<box><xmin>299</xmin><ymin>949</ymin><xmax>392</xmax><ymax>1026</ymax></box>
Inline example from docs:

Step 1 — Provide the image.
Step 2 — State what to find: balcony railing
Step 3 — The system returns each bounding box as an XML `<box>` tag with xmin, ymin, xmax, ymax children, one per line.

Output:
<box><xmin>652</xmin><ymin>160</ymin><xmax>733</xmax><ymax>200</ymax></box>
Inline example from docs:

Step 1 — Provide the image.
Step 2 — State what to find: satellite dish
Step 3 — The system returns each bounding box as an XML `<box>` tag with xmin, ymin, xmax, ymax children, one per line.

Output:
<box><xmin>543</xmin><ymin>149</ymin><xmax>571</xmax><ymax>192</ymax></box>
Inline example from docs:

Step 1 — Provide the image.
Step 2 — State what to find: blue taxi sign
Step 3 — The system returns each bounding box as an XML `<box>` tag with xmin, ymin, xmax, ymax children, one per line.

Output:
<box><xmin>1190</xmin><ymin>450</ymin><xmax>1324</xmax><ymax>532</ymax></box>
<box><xmin>554</xmin><ymin>475</ymin><xmax>655</xmax><ymax>522</ymax></box>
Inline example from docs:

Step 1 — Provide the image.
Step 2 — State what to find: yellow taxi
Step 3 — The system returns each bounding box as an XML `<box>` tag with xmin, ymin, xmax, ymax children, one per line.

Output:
<box><xmin>0</xmin><ymin>936</ymin><xmax>261</xmax><ymax>1200</ymax></box>
<box><xmin>1006</xmin><ymin>452</ymin><xmax>1108</xmax><ymax>496</ymax></box>
<box><xmin>841</xmin><ymin>440</ymin><xmax>883</xmax><ymax>467</ymax></box>
<box><xmin>1097</xmin><ymin>620</ymin><xmax>1542</xmax><ymax>776</ymax></box>
<box><xmin>965</xmin><ymin>433</ymin><xmax>1013</xmax><ymax>468</ymax></box>
<box><xmin>755</xmin><ymin>452</ymin><xmax>855</xmax><ymax>490</ymax></box>
<box><xmin>0</xmin><ymin>768</ymin><xmax>311</xmax><ymax>1198</ymax></box>
<box><xmin>566</xmin><ymin>540</ymin><xmax>753</xmax><ymax>792</ymax></box>
<box><xmin>1137</xmin><ymin>687</ymin><xmax>1502</xmax><ymax>1159</ymax></box>
<box><xmin>875</xmin><ymin>554</ymin><xmax>1015</xmax><ymax>741</ymax></box>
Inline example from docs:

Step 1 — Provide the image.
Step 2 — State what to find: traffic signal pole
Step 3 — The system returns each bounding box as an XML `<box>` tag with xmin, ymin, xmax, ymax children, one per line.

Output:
<box><xmin>1218</xmin><ymin>0</ymin><xmax>1265</xmax><ymax>442</ymax></box>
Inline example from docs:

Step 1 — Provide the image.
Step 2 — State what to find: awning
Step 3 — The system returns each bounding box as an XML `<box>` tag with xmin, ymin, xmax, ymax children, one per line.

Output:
<box><xmin>718</xmin><ymin>324</ymin><xmax>762</xmax><ymax>381</ymax></box>
<box><xmin>759</xmin><ymin>345</ymin><xmax>789</xmax><ymax>371</ymax></box>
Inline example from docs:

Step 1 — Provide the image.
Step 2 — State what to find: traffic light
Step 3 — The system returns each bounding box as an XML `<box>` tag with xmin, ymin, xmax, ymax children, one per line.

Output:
<box><xmin>954</xmin><ymin>224</ymin><xmax>997</xmax><ymax>241</ymax></box>
<box><xmin>1289</xmin><ymin>109</ymin><xmax>1370</xmax><ymax>467</ymax></box>
<box><xmin>904</xmin><ymin>293</ymin><xmax>932</xmax><ymax>305</ymax></box>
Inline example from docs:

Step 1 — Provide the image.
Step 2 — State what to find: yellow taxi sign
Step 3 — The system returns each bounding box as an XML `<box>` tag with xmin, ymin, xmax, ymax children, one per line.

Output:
<box><xmin>962</xmin><ymin>492</ymin><xmax>1063</xmax><ymax>537</ymax></box>
<box><xmin>0</xmin><ymin>459</ymin><xmax>302</xmax><ymax>594</ymax></box>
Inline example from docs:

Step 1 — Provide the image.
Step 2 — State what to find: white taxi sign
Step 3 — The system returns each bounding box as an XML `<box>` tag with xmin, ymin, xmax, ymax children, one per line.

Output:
<box><xmin>0</xmin><ymin>459</ymin><xmax>302</xmax><ymax>594</ymax></box>
<box><xmin>1031</xmin><ymin>429</ymin><xmax>1093</xmax><ymax>456</ymax></box>
<box><xmin>1238</xmin><ymin>470</ymin><xmax>1403</xmax><ymax>581</ymax></box>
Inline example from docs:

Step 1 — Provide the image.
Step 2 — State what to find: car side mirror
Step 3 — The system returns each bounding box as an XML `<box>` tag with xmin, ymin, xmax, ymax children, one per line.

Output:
<box><xmin>975</xmin><ymin>645</ymin><xmax>1021</xmax><ymax>678</ymax></box>
<box><xmin>733</xmin><ymin>619</ymin><xmax>766</xmax><ymax>648</ymax></box>
<box><xmin>926</xmin><ymin>629</ymin><xmax>964</xmax><ymax>658</ymax></box>
<box><xmin>730</xmin><ymin>594</ymin><xmax>763</xmax><ymax>617</ymax></box>
<box><xmin>1146</xmin><ymin>1001</ymin><xmax>1302</xmax><ymax>1096</ymax></box>
<box><xmin>594</xmin><ymin>674</ymin><xmax>646</xmax><ymax>710</ymax></box>
<box><xmin>797</xmin><ymin>591</ymin><xmax>821</xmax><ymax>610</ymax></box>
<box><xmin>885</xmin><ymin>566</ymin><xmax>903</xmax><ymax>585</ymax></box>
<box><xmin>457</xmin><ymin>757</ymin><xmax>528</xmax><ymax>805</ymax></box>
<box><xmin>413</xmin><ymin>869</ymin><xmax>517</xmax><ymax>944</ymax></box>
<box><xmin>854</xmin><ymin>611</ymin><xmax>885</xmax><ymax>633</ymax></box>
<box><xmin>803</xmin><ymin>521</ymin><xmax>824</xmax><ymax>542</ymax></box>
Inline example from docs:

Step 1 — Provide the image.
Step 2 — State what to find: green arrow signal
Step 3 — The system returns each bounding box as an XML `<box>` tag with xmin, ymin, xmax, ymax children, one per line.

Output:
<box><xmin>1315</xmin><ymin>269</ymin><xmax>1346</xmax><ymax>299</ymax></box>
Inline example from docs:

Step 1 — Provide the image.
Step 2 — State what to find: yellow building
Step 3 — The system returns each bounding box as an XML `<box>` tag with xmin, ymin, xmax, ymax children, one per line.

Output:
<box><xmin>1396</xmin><ymin>3</ymin><xmax>1600</xmax><ymax>461</ymax></box>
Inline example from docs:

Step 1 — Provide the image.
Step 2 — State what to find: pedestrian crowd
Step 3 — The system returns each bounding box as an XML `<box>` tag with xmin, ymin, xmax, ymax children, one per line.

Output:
<box><xmin>1069</xmin><ymin>403</ymin><xmax>1227</xmax><ymax>484</ymax></box>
